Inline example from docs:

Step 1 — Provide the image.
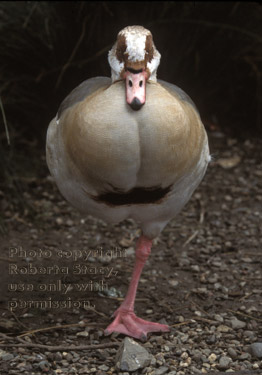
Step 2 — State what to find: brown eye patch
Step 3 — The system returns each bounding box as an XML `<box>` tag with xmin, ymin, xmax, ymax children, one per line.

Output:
<box><xmin>145</xmin><ymin>34</ymin><xmax>154</xmax><ymax>63</ymax></box>
<box><xmin>116</xmin><ymin>34</ymin><xmax>127</xmax><ymax>62</ymax></box>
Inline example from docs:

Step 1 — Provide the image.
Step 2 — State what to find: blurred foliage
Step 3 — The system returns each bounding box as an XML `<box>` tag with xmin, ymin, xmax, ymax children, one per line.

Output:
<box><xmin>0</xmin><ymin>2</ymin><xmax>261</xmax><ymax>219</ymax></box>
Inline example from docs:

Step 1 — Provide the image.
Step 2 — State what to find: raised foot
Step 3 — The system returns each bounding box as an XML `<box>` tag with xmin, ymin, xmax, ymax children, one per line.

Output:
<box><xmin>104</xmin><ymin>310</ymin><xmax>170</xmax><ymax>341</ymax></box>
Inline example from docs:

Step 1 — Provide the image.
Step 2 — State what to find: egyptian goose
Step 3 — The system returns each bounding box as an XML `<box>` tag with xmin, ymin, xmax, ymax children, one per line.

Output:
<box><xmin>46</xmin><ymin>25</ymin><xmax>210</xmax><ymax>341</ymax></box>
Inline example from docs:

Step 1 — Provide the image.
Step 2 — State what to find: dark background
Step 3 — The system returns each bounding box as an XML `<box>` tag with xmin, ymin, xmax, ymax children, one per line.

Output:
<box><xmin>0</xmin><ymin>1</ymin><xmax>261</xmax><ymax>213</ymax></box>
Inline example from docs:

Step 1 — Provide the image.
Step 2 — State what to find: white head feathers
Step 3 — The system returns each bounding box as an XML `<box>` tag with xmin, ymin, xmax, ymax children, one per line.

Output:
<box><xmin>108</xmin><ymin>25</ymin><xmax>161</xmax><ymax>82</ymax></box>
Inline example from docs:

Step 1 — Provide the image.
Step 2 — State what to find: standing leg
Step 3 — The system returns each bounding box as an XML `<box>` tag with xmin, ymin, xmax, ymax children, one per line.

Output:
<box><xmin>104</xmin><ymin>235</ymin><xmax>170</xmax><ymax>341</ymax></box>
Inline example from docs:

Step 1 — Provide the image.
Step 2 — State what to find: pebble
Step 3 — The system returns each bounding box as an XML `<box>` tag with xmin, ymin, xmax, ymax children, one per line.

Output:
<box><xmin>1</xmin><ymin>353</ymin><xmax>14</xmax><ymax>361</ymax></box>
<box><xmin>115</xmin><ymin>337</ymin><xmax>151</xmax><ymax>371</ymax></box>
<box><xmin>153</xmin><ymin>366</ymin><xmax>169</xmax><ymax>375</ymax></box>
<box><xmin>169</xmin><ymin>279</ymin><xmax>179</xmax><ymax>287</ymax></box>
<box><xmin>238</xmin><ymin>352</ymin><xmax>251</xmax><ymax>360</ymax></box>
<box><xmin>243</xmin><ymin>330</ymin><xmax>256</xmax><ymax>340</ymax></box>
<box><xmin>76</xmin><ymin>330</ymin><xmax>89</xmax><ymax>337</ymax></box>
<box><xmin>146</xmin><ymin>309</ymin><xmax>153</xmax><ymax>314</ymax></box>
<box><xmin>180</xmin><ymin>357</ymin><xmax>192</xmax><ymax>367</ymax></box>
<box><xmin>55</xmin><ymin>352</ymin><xmax>63</xmax><ymax>361</ymax></box>
<box><xmin>56</xmin><ymin>217</ymin><xmax>63</xmax><ymax>225</ymax></box>
<box><xmin>16</xmin><ymin>362</ymin><xmax>27</xmax><ymax>369</ymax></box>
<box><xmin>217</xmin><ymin>324</ymin><xmax>231</xmax><ymax>332</ymax></box>
<box><xmin>218</xmin><ymin>355</ymin><xmax>231</xmax><ymax>370</ymax></box>
<box><xmin>206</xmin><ymin>334</ymin><xmax>216</xmax><ymax>344</ymax></box>
<box><xmin>250</xmin><ymin>342</ymin><xmax>262</xmax><ymax>358</ymax></box>
<box><xmin>214</xmin><ymin>314</ymin><xmax>224</xmax><ymax>322</ymax></box>
<box><xmin>230</xmin><ymin>317</ymin><xmax>246</xmax><ymax>329</ymax></box>
<box><xmin>228</xmin><ymin>347</ymin><xmax>237</xmax><ymax>359</ymax></box>
<box><xmin>98</xmin><ymin>364</ymin><xmax>109</xmax><ymax>371</ymax></box>
<box><xmin>181</xmin><ymin>352</ymin><xmax>188</xmax><ymax>360</ymax></box>
<box><xmin>65</xmin><ymin>352</ymin><xmax>73</xmax><ymax>362</ymax></box>
<box><xmin>191</xmin><ymin>265</ymin><xmax>200</xmax><ymax>272</ymax></box>
<box><xmin>208</xmin><ymin>353</ymin><xmax>217</xmax><ymax>363</ymax></box>
<box><xmin>38</xmin><ymin>360</ymin><xmax>50</xmax><ymax>371</ymax></box>
<box><xmin>190</xmin><ymin>366</ymin><xmax>201</xmax><ymax>374</ymax></box>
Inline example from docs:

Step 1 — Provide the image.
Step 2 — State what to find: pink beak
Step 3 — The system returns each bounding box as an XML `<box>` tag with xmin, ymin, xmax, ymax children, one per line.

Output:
<box><xmin>125</xmin><ymin>71</ymin><xmax>147</xmax><ymax>111</ymax></box>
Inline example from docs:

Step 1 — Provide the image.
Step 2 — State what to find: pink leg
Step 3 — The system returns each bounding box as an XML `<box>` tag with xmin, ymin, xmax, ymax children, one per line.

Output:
<box><xmin>104</xmin><ymin>235</ymin><xmax>170</xmax><ymax>341</ymax></box>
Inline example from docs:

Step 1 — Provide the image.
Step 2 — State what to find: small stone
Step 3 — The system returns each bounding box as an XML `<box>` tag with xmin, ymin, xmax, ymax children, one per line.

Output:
<box><xmin>214</xmin><ymin>314</ymin><xmax>224</xmax><ymax>323</ymax></box>
<box><xmin>76</xmin><ymin>330</ymin><xmax>89</xmax><ymax>337</ymax></box>
<box><xmin>56</xmin><ymin>217</ymin><xmax>63</xmax><ymax>225</ymax></box>
<box><xmin>24</xmin><ymin>364</ymin><xmax>33</xmax><ymax>372</ymax></box>
<box><xmin>243</xmin><ymin>330</ymin><xmax>256</xmax><ymax>340</ymax></box>
<box><xmin>207</xmin><ymin>274</ymin><xmax>218</xmax><ymax>283</ymax></box>
<box><xmin>216</xmin><ymin>155</ymin><xmax>241</xmax><ymax>169</ymax></box>
<box><xmin>66</xmin><ymin>353</ymin><xmax>73</xmax><ymax>361</ymax></box>
<box><xmin>191</xmin><ymin>265</ymin><xmax>200</xmax><ymax>272</ymax></box>
<box><xmin>79</xmin><ymin>367</ymin><xmax>89</xmax><ymax>374</ymax></box>
<box><xmin>230</xmin><ymin>317</ymin><xmax>246</xmax><ymax>330</ymax></box>
<box><xmin>179</xmin><ymin>257</ymin><xmax>191</xmax><ymax>266</ymax></box>
<box><xmin>228</xmin><ymin>347</ymin><xmax>237</xmax><ymax>359</ymax></box>
<box><xmin>239</xmin><ymin>352</ymin><xmax>251</xmax><ymax>360</ymax></box>
<box><xmin>16</xmin><ymin>362</ymin><xmax>27</xmax><ymax>369</ymax></box>
<box><xmin>153</xmin><ymin>336</ymin><xmax>165</xmax><ymax>345</ymax></box>
<box><xmin>190</xmin><ymin>366</ymin><xmax>201</xmax><ymax>374</ymax></box>
<box><xmin>125</xmin><ymin>247</ymin><xmax>135</xmax><ymax>256</ymax></box>
<box><xmin>181</xmin><ymin>352</ymin><xmax>188</xmax><ymax>360</ymax></box>
<box><xmin>217</xmin><ymin>324</ymin><xmax>231</xmax><ymax>333</ymax></box>
<box><xmin>208</xmin><ymin>353</ymin><xmax>217</xmax><ymax>363</ymax></box>
<box><xmin>98</xmin><ymin>364</ymin><xmax>109</xmax><ymax>371</ymax></box>
<box><xmin>150</xmin><ymin>356</ymin><xmax>157</xmax><ymax>366</ymax></box>
<box><xmin>169</xmin><ymin>279</ymin><xmax>179</xmax><ymax>287</ymax></box>
<box><xmin>66</xmin><ymin>219</ymin><xmax>74</xmax><ymax>226</ymax></box>
<box><xmin>39</xmin><ymin>360</ymin><xmax>50</xmax><ymax>371</ymax></box>
<box><xmin>153</xmin><ymin>366</ymin><xmax>169</xmax><ymax>375</ymax></box>
<box><xmin>17</xmin><ymin>347</ymin><xmax>26</xmax><ymax>354</ymax></box>
<box><xmin>194</xmin><ymin>310</ymin><xmax>202</xmax><ymax>317</ymax></box>
<box><xmin>202</xmin><ymin>349</ymin><xmax>211</xmax><ymax>357</ymax></box>
<box><xmin>180</xmin><ymin>334</ymin><xmax>189</xmax><ymax>343</ymax></box>
<box><xmin>206</xmin><ymin>334</ymin><xmax>216</xmax><ymax>344</ymax></box>
<box><xmin>180</xmin><ymin>357</ymin><xmax>192</xmax><ymax>367</ymax></box>
<box><xmin>0</xmin><ymin>349</ymin><xmax>6</xmax><ymax>357</ymax></box>
<box><xmin>115</xmin><ymin>337</ymin><xmax>151</xmax><ymax>371</ymax></box>
<box><xmin>1</xmin><ymin>353</ymin><xmax>14</xmax><ymax>361</ymax></box>
<box><xmin>212</xmin><ymin>261</ymin><xmax>222</xmax><ymax>267</ymax></box>
<box><xmin>250</xmin><ymin>342</ymin><xmax>262</xmax><ymax>358</ymax></box>
<box><xmin>218</xmin><ymin>355</ymin><xmax>231</xmax><ymax>370</ymax></box>
<box><xmin>54</xmin><ymin>352</ymin><xmax>62</xmax><ymax>361</ymax></box>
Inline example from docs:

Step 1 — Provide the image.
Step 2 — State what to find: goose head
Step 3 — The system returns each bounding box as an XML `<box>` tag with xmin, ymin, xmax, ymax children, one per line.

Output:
<box><xmin>108</xmin><ymin>25</ymin><xmax>161</xmax><ymax>111</ymax></box>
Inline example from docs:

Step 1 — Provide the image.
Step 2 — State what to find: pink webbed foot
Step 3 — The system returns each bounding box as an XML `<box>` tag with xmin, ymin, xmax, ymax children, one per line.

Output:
<box><xmin>104</xmin><ymin>309</ymin><xmax>170</xmax><ymax>341</ymax></box>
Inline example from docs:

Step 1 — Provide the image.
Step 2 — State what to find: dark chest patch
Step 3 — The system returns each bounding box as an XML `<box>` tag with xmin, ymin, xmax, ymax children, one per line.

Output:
<box><xmin>90</xmin><ymin>185</ymin><xmax>172</xmax><ymax>206</ymax></box>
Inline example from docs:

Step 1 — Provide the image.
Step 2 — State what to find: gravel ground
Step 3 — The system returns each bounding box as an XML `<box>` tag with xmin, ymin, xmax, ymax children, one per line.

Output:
<box><xmin>0</xmin><ymin>131</ymin><xmax>261</xmax><ymax>374</ymax></box>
